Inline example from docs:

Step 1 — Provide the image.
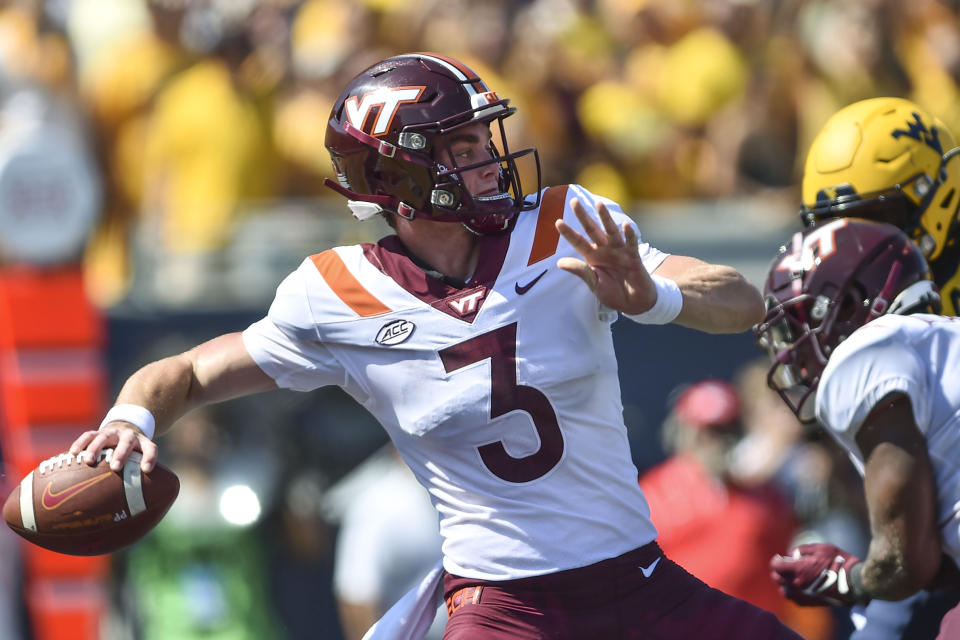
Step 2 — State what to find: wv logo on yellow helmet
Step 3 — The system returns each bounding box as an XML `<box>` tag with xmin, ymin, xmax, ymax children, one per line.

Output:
<box><xmin>892</xmin><ymin>112</ymin><xmax>944</xmax><ymax>155</ymax></box>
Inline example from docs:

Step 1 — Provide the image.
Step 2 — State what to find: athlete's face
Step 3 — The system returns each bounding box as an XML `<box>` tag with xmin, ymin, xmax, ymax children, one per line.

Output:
<box><xmin>436</xmin><ymin>122</ymin><xmax>501</xmax><ymax>198</ymax></box>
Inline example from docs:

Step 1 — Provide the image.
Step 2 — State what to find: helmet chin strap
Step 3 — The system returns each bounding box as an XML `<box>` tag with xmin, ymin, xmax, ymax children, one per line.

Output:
<box><xmin>868</xmin><ymin>261</ymin><xmax>902</xmax><ymax>321</ymax></box>
<box><xmin>323</xmin><ymin>178</ymin><xmax>462</xmax><ymax>223</ymax></box>
<box><xmin>323</xmin><ymin>178</ymin><xmax>512</xmax><ymax>237</ymax></box>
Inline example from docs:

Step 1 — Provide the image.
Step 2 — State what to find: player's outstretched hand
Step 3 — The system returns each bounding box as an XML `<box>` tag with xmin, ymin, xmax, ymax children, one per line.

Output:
<box><xmin>555</xmin><ymin>198</ymin><xmax>657</xmax><ymax>315</ymax></box>
<box><xmin>770</xmin><ymin>543</ymin><xmax>865</xmax><ymax>607</ymax></box>
<box><xmin>68</xmin><ymin>423</ymin><xmax>157</xmax><ymax>474</ymax></box>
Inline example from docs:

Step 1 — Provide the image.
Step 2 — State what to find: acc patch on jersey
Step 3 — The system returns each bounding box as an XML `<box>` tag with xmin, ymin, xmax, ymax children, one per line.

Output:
<box><xmin>376</xmin><ymin>319</ymin><xmax>415</xmax><ymax>345</ymax></box>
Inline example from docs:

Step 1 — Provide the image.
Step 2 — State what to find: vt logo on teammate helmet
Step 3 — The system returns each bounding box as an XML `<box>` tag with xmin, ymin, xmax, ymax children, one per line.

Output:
<box><xmin>800</xmin><ymin>97</ymin><xmax>960</xmax><ymax>273</ymax></box>
<box><xmin>755</xmin><ymin>218</ymin><xmax>940</xmax><ymax>422</ymax></box>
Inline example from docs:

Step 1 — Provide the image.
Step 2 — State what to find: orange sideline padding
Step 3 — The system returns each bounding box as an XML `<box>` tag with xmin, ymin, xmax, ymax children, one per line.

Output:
<box><xmin>26</xmin><ymin>577</ymin><xmax>107</xmax><ymax>640</ymax></box>
<box><xmin>1</xmin><ymin>377</ymin><xmax>106</xmax><ymax>426</ymax></box>
<box><xmin>0</xmin><ymin>266</ymin><xmax>104</xmax><ymax>349</ymax></box>
<box><xmin>21</xmin><ymin>543</ymin><xmax>110</xmax><ymax>581</ymax></box>
<box><xmin>0</xmin><ymin>265</ymin><xmax>108</xmax><ymax>640</ymax></box>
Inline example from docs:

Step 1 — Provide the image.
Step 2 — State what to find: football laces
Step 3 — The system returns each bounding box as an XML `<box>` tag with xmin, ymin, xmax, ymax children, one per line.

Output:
<box><xmin>38</xmin><ymin>449</ymin><xmax>112</xmax><ymax>474</ymax></box>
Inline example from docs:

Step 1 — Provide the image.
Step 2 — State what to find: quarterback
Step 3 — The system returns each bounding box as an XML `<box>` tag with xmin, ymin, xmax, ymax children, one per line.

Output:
<box><xmin>756</xmin><ymin>217</ymin><xmax>960</xmax><ymax>639</ymax></box>
<box><xmin>70</xmin><ymin>53</ymin><xmax>799</xmax><ymax>639</ymax></box>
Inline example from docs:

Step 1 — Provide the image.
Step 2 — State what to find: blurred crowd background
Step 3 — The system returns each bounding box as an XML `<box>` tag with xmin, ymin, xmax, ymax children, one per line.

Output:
<box><xmin>3</xmin><ymin>0</ymin><xmax>960</xmax><ymax>306</ymax></box>
<box><xmin>1</xmin><ymin>0</ymin><xmax>960</xmax><ymax>638</ymax></box>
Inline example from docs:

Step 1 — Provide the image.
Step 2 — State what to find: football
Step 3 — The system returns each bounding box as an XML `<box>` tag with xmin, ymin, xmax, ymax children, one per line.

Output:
<box><xmin>2</xmin><ymin>449</ymin><xmax>179</xmax><ymax>556</ymax></box>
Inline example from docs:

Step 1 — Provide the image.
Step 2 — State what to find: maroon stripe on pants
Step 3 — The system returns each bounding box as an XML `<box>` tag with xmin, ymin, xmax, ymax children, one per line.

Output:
<box><xmin>443</xmin><ymin>542</ymin><xmax>802</xmax><ymax>640</ymax></box>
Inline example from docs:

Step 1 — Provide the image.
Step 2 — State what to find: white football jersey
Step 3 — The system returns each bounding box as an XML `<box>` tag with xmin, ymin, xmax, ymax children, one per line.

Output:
<box><xmin>242</xmin><ymin>184</ymin><xmax>663</xmax><ymax>580</ymax></box>
<box><xmin>816</xmin><ymin>313</ymin><xmax>960</xmax><ymax>565</ymax></box>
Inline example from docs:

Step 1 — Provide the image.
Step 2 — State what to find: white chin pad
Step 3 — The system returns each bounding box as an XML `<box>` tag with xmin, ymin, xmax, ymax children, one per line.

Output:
<box><xmin>348</xmin><ymin>200</ymin><xmax>385</xmax><ymax>221</ymax></box>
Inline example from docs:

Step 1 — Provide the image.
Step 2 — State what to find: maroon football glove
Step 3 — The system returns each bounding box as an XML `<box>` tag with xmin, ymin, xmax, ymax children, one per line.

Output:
<box><xmin>770</xmin><ymin>543</ymin><xmax>865</xmax><ymax>607</ymax></box>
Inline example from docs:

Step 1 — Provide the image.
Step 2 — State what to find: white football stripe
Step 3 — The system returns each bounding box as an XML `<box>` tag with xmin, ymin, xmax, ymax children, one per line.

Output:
<box><xmin>19</xmin><ymin>471</ymin><xmax>36</xmax><ymax>532</ymax></box>
<box><xmin>123</xmin><ymin>452</ymin><xmax>146</xmax><ymax>516</ymax></box>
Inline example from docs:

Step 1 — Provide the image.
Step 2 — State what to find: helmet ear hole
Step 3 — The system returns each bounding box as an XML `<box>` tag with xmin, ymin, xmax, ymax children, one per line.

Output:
<box><xmin>837</xmin><ymin>284</ymin><xmax>866</xmax><ymax>323</ymax></box>
<box><xmin>939</xmin><ymin>189</ymin><xmax>955</xmax><ymax>213</ymax></box>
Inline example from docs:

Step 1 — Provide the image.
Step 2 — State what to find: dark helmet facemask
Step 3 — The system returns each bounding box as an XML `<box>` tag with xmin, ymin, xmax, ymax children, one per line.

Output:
<box><xmin>413</xmin><ymin>104</ymin><xmax>541</xmax><ymax>234</ymax></box>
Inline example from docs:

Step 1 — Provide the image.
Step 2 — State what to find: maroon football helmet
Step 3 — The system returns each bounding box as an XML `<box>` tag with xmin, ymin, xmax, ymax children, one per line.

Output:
<box><xmin>755</xmin><ymin>218</ymin><xmax>940</xmax><ymax>421</ymax></box>
<box><xmin>323</xmin><ymin>52</ymin><xmax>541</xmax><ymax>235</ymax></box>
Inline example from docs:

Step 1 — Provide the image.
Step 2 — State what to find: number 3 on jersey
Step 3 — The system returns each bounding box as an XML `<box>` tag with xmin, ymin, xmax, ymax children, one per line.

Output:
<box><xmin>439</xmin><ymin>323</ymin><xmax>565</xmax><ymax>483</ymax></box>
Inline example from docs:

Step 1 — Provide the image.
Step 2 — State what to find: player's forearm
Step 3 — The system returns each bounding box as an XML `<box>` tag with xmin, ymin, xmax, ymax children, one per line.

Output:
<box><xmin>859</xmin><ymin>536</ymin><xmax>936</xmax><ymax>601</ymax></box>
<box><xmin>112</xmin><ymin>354</ymin><xmax>200</xmax><ymax>438</ymax></box>
<box><xmin>110</xmin><ymin>333</ymin><xmax>275</xmax><ymax>438</ymax></box>
<box><xmin>858</xmin><ymin>480</ymin><xmax>941</xmax><ymax>601</ymax></box>
<box><xmin>858</xmin><ymin>417</ymin><xmax>942</xmax><ymax>600</ymax></box>
<box><xmin>669</xmin><ymin>263</ymin><xmax>765</xmax><ymax>334</ymax></box>
<box><xmin>857</xmin><ymin>500</ymin><xmax>942</xmax><ymax>600</ymax></box>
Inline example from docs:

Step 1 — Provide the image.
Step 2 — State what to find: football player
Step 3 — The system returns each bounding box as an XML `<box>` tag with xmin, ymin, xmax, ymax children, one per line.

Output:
<box><xmin>70</xmin><ymin>53</ymin><xmax>800</xmax><ymax>639</ymax></box>
<box><xmin>798</xmin><ymin>97</ymin><xmax>960</xmax><ymax>637</ymax></box>
<box><xmin>800</xmin><ymin>97</ymin><xmax>960</xmax><ymax>314</ymax></box>
<box><xmin>755</xmin><ymin>218</ymin><xmax>960</xmax><ymax>638</ymax></box>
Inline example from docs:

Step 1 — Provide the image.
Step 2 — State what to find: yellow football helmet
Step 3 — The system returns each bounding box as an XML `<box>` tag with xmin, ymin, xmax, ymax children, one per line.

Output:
<box><xmin>801</xmin><ymin>98</ymin><xmax>960</xmax><ymax>287</ymax></box>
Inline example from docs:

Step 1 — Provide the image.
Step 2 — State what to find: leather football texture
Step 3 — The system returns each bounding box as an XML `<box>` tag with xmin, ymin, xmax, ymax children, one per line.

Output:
<box><xmin>3</xmin><ymin>449</ymin><xmax>179</xmax><ymax>556</ymax></box>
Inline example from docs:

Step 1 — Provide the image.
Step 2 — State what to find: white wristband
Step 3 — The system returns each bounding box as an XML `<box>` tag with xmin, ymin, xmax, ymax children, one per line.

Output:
<box><xmin>99</xmin><ymin>404</ymin><xmax>156</xmax><ymax>440</ymax></box>
<box><xmin>624</xmin><ymin>274</ymin><xmax>683</xmax><ymax>325</ymax></box>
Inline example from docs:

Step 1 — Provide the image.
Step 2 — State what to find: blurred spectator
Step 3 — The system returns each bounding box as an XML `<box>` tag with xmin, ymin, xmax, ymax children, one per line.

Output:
<box><xmin>271</xmin><ymin>0</ymin><xmax>366</xmax><ymax>196</ymax></box>
<box><xmin>638</xmin><ymin>379</ymin><xmax>816</xmax><ymax>636</ymax></box>
<box><xmin>75</xmin><ymin>0</ymin><xmax>189</xmax><ymax>305</ymax></box>
<box><xmin>136</xmin><ymin>2</ymin><xmax>279</xmax><ymax>304</ymax></box>
<box><xmin>891</xmin><ymin>0</ymin><xmax>960</xmax><ymax>137</ymax></box>
<box><xmin>732</xmin><ymin>359</ymin><xmax>869</xmax><ymax>556</ymax></box>
<box><xmin>8</xmin><ymin>0</ymin><xmax>959</xmax><ymax>290</ymax></box>
<box><xmin>728</xmin><ymin>358</ymin><xmax>807</xmax><ymax>489</ymax></box>
<box><xmin>265</xmin><ymin>469</ymin><xmax>345</xmax><ymax>640</ymax></box>
<box><xmin>638</xmin><ymin>381</ymin><xmax>796</xmax><ymax>610</ymax></box>
<box><xmin>119</xmin><ymin>407</ymin><xmax>284</xmax><ymax>640</ymax></box>
<box><xmin>733</xmin><ymin>359</ymin><xmax>869</xmax><ymax>639</ymax></box>
<box><xmin>0</xmin><ymin>2</ymin><xmax>74</xmax><ymax>93</ymax></box>
<box><xmin>329</xmin><ymin>445</ymin><xmax>444</xmax><ymax>640</ymax></box>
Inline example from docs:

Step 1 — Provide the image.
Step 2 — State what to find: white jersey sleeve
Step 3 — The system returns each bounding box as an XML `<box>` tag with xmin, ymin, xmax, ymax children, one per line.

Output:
<box><xmin>242</xmin><ymin>261</ymin><xmax>347</xmax><ymax>392</ymax></box>
<box><xmin>816</xmin><ymin>317</ymin><xmax>930</xmax><ymax>464</ymax></box>
<box><xmin>815</xmin><ymin>313</ymin><xmax>960</xmax><ymax>569</ymax></box>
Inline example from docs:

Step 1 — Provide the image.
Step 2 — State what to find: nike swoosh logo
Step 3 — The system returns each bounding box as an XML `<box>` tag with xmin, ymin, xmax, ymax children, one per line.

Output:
<box><xmin>515</xmin><ymin>269</ymin><xmax>548</xmax><ymax>295</ymax></box>
<box><xmin>41</xmin><ymin>471</ymin><xmax>113</xmax><ymax>510</ymax></box>
<box><xmin>640</xmin><ymin>557</ymin><xmax>661</xmax><ymax>578</ymax></box>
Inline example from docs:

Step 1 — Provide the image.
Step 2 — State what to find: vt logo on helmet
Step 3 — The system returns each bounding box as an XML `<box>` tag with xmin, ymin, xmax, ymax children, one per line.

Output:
<box><xmin>343</xmin><ymin>87</ymin><xmax>425</xmax><ymax>136</ymax></box>
<box><xmin>800</xmin><ymin>97</ymin><xmax>960</xmax><ymax>287</ymax></box>
<box><xmin>755</xmin><ymin>218</ymin><xmax>941</xmax><ymax>422</ymax></box>
<box><xmin>323</xmin><ymin>52</ymin><xmax>541</xmax><ymax>235</ymax></box>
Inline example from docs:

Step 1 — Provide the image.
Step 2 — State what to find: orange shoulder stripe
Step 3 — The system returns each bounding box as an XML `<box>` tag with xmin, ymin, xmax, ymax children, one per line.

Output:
<box><xmin>310</xmin><ymin>250</ymin><xmax>392</xmax><ymax>317</ymax></box>
<box><xmin>527</xmin><ymin>185</ymin><xmax>570</xmax><ymax>266</ymax></box>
